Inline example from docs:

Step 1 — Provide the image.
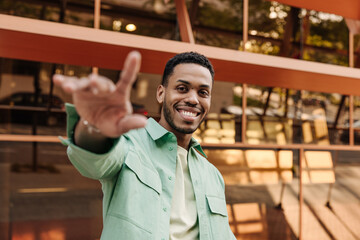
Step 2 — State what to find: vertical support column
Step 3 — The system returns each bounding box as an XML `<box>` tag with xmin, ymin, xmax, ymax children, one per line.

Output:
<box><xmin>92</xmin><ymin>0</ymin><xmax>101</xmax><ymax>74</ymax></box>
<box><xmin>349</xmin><ymin>31</ymin><xmax>354</xmax><ymax>68</ymax></box>
<box><xmin>242</xmin><ymin>84</ymin><xmax>247</xmax><ymax>143</ymax></box>
<box><xmin>242</xmin><ymin>0</ymin><xmax>249</xmax><ymax>47</ymax></box>
<box><xmin>349</xmin><ymin>31</ymin><xmax>354</xmax><ymax>145</ymax></box>
<box><xmin>299</xmin><ymin>148</ymin><xmax>304</xmax><ymax>240</ymax></box>
<box><xmin>175</xmin><ymin>0</ymin><xmax>195</xmax><ymax>43</ymax></box>
<box><xmin>349</xmin><ymin>95</ymin><xmax>354</xmax><ymax>145</ymax></box>
<box><xmin>0</xmin><ymin>160</ymin><xmax>10</xmax><ymax>240</ymax></box>
<box><xmin>241</xmin><ymin>0</ymin><xmax>249</xmax><ymax>143</ymax></box>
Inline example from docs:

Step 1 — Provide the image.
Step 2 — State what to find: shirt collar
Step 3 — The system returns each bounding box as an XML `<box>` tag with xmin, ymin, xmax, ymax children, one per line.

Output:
<box><xmin>145</xmin><ymin>118</ymin><xmax>207</xmax><ymax>158</ymax></box>
<box><xmin>189</xmin><ymin>137</ymin><xmax>207</xmax><ymax>158</ymax></box>
<box><xmin>145</xmin><ymin>118</ymin><xmax>169</xmax><ymax>140</ymax></box>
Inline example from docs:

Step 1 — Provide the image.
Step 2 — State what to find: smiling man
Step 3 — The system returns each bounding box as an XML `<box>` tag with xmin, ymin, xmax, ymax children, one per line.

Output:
<box><xmin>53</xmin><ymin>51</ymin><xmax>236</xmax><ymax>240</ymax></box>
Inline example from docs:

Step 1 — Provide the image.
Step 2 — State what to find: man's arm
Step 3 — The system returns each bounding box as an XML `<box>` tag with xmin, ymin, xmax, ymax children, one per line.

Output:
<box><xmin>73</xmin><ymin>118</ymin><xmax>114</xmax><ymax>153</ymax></box>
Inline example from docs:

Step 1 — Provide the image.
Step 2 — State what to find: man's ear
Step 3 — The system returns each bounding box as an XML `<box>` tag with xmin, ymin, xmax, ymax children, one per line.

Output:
<box><xmin>156</xmin><ymin>85</ymin><xmax>165</xmax><ymax>104</ymax></box>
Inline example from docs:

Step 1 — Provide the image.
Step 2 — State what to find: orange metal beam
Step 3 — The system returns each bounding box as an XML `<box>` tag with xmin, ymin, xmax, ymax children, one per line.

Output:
<box><xmin>349</xmin><ymin>31</ymin><xmax>355</xmax><ymax>145</ymax></box>
<box><xmin>94</xmin><ymin>0</ymin><xmax>101</xmax><ymax>29</ymax></box>
<box><xmin>299</xmin><ymin>148</ymin><xmax>304</xmax><ymax>240</ymax></box>
<box><xmin>241</xmin><ymin>0</ymin><xmax>249</xmax><ymax>143</ymax></box>
<box><xmin>346</xmin><ymin>19</ymin><xmax>360</xmax><ymax>34</ymax></box>
<box><xmin>0</xmin><ymin>134</ymin><xmax>63</xmax><ymax>142</ymax></box>
<box><xmin>1</xmin><ymin>14</ymin><xmax>360</xmax><ymax>95</ymax></box>
<box><xmin>270</xmin><ymin>0</ymin><xmax>360</xmax><ymax>20</ymax></box>
<box><xmin>93</xmin><ymin>0</ymin><xmax>101</xmax><ymax>74</ymax></box>
<box><xmin>174</xmin><ymin>0</ymin><xmax>195</xmax><ymax>43</ymax></box>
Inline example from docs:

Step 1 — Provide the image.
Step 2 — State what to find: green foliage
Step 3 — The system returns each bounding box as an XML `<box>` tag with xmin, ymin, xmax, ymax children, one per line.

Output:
<box><xmin>233</xmin><ymin>95</ymin><xmax>270</xmax><ymax>108</ymax></box>
<box><xmin>0</xmin><ymin>0</ymin><xmax>42</xmax><ymax>19</ymax></box>
<box><xmin>197</xmin><ymin>1</ymin><xmax>242</xmax><ymax>31</ymax></box>
<box><xmin>308</xmin><ymin>14</ymin><xmax>348</xmax><ymax>50</ymax></box>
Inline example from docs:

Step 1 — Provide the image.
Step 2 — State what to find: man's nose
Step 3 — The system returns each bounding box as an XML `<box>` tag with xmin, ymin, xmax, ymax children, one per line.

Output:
<box><xmin>185</xmin><ymin>91</ymin><xmax>199</xmax><ymax>105</ymax></box>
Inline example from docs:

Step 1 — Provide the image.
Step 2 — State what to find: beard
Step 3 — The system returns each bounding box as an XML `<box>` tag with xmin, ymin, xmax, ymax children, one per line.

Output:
<box><xmin>163</xmin><ymin>98</ymin><xmax>203</xmax><ymax>134</ymax></box>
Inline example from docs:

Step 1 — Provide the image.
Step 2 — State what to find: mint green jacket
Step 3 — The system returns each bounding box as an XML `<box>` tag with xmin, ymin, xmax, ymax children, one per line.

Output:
<box><xmin>62</xmin><ymin>104</ymin><xmax>236</xmax><ymax>240</ymax></box>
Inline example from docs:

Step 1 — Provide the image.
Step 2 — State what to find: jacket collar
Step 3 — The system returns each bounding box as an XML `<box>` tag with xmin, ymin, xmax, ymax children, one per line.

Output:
<box><xmin>145</xmin><ymin>118</ymin><xmax>207</xmax><ymax>158</ymax></box>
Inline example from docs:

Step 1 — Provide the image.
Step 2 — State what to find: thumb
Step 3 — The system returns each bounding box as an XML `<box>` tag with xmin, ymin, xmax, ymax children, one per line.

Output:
<box><xmin>115</xmin><ymin>114</ymin><xmax>147</xmax><ymax>135</ymax></box>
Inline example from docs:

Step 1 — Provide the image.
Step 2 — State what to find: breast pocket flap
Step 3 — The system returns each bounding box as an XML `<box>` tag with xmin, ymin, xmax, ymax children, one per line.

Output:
<box><xmin>125</xmin><ymin>151</ymin><xmax>162</xmax><ymax>195</ymax></box>
<box><xmin>206</xmin><ymin>195</ymin><xmax>228</xmax><ymax>217</ymax></box>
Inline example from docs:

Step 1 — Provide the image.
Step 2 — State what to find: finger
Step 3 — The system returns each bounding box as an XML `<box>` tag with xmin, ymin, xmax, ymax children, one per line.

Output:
<box><xmin>116</xmin><ymin>51</ymin><xmax>141</xmax><ymax>96</ymax></box>
<box><xmin>115</xmin><ymin>114</ymin><xmax>147</xmax><ymax>135</ymax></box>
<box><xmin>53</xmin><ymin>74</ymin><xmax>80</xmax><ymax>93</ymax></box>
<box><xmin>53</xmin><ymin>74</ymin><xmax>65</xmax><ymax>85</ymax></box>
<box><xmin>88</xmin><ymin>74</ymin><xmax>116</xmax><ymax>95</ymax></box>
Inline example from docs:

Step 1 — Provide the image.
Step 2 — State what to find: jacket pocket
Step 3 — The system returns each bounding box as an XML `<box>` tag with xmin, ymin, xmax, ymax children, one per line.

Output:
<box><xmin>101</xmin><ymin>213</ymin><xmax>153</xmax><ymax>240</ymax></box>
<box><xmin>107</xmin><ymin>150</ymin><xmax>161</xmax><ymax>235</ymax></box>
<box><xmin>124</xmin><ymin>151</ymin><xmax>162</xmax><ymax>195</ymax></box>
<box><xmin>206</xmin><ymin>195</ymin><xmax>235</xmax><ymax>239</ymax></box>
<box><xmin>206</xmin><ymin>195</ymin><xmax>228</xmax><ymax>216</ymax></box>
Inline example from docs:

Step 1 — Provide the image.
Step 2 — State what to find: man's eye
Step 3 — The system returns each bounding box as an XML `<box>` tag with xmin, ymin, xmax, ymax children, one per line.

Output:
<box><xmin>199</xmin><ymin>90</ymin><xmax>209</xmax><ymax>96</ymax></box>
<box><xmin>177</xmin><ymin>86</ymin><xmax>187</xmax><ymax>92</ymax></box>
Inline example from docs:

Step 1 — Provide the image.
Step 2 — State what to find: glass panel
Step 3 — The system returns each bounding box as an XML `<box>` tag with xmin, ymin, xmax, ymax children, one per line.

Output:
<box><xmin>352</xmin><ymin>96</ymin><xmax>360</xmax><ymax>145</ymax></box>
<box><xmin>98</xmin><ymin>4</ymin><xmax>177</xmax><ymax>40</ymax></box>
<box><xmin>247</xmin><ymin>0</ymin><xmax>288</xmax><ymax>56</ymax></box>
<box><xmin>0</xmin><ymin>141</ymin><xmax>102</xmax><ymax>239</ymax></box>
<box><xmin>204</xmin><ymin>147</ymin><xmax>298</xmax><ymax>239</ymax></box>
<box><xmin>302</xmin><ymin>149</ymin><xmax>360</xmax><ymax>239</ymax></box>
<box><xmin>0</xmin><ymin>59</ymin><xmax>70</xmax><ymax>136</ymax></box>
<box><xmin>0</xmin><ymin>58</ymin><xmax>162</xmax><ymax>136</ymax></box>
<box><xmin>240</xmin><ymin>85</ymin><xmax>300</xmax><ymax>144</ymax></box>
<box><xmin>193</xmin><ymin>81</ymin><xmax>237</xmax><ymax>144</ymax></box>
<box><xmin>0</xmin><ymin>0</ymin><xmax>93</xmax><ymax>26</ymax></box>
<box><xmin>195</xmin><ymin>0</ymin><xmax>243</xmax><ymax>49</ymax></box>
<box><xmin>300</xmin><ymin>9</ymin><xmax>348</xmax><ymax>66</ymax></box>
<box><xmin>302</xmin><ymin>90</ymin><xmax>345</xmax><ymax>145</ymax></box>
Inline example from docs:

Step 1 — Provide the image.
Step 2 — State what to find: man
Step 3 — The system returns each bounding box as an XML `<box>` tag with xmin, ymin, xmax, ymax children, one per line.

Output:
<box><xmin>54</xmin><ymin>51</ymin><xmax>236</xmax><ymax>240</ymax></box>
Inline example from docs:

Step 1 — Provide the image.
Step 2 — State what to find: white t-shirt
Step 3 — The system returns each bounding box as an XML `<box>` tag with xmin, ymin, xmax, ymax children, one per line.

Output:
<box><xmin>169</xmin><ymin>146</ymin><xmax>199</xmax><ymax>240</ymax></box>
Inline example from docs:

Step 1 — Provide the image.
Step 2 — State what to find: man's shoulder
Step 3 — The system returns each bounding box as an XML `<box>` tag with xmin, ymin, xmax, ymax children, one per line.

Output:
<box><xmin>122</xmin><ymin>123</ymin><xmax>152</xmax><ymax>141</ymax></box>
<box><xmin>191</xmin><ymin>147</ymin><xmax>226</xmax><ymax>192</ymax></box>
<box><xmin>193</xmin><ymin>148</ymin><xmax>222</xmax><ymax>175</ymax></box>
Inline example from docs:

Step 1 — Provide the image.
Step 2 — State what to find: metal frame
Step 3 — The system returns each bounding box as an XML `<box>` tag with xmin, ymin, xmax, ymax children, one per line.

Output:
<box><xmin>1</xmin><ymin>1</ymin><xmax>360</xmax><ymax>239</ymax></box>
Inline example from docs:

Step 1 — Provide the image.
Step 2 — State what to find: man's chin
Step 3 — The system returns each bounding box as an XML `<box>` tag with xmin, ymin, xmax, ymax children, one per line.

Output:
<box><xmin>173</xmin><ymin>124</ymin><xmax>197</xmax><ymax>134</ymax></box>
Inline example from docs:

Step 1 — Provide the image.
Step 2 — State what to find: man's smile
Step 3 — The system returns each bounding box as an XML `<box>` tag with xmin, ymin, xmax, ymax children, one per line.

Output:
<box><xmin>175</xmin><ymin>105</ymin><xmax>202</xmax><ymax>122</ymax></box>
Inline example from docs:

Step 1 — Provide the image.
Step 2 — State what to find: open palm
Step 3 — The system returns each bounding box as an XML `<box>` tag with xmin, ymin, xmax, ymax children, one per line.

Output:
<box><xmin>53</xmin><ymin>51</ymin><xmax>147</xmax><ymax>138</ymax></box>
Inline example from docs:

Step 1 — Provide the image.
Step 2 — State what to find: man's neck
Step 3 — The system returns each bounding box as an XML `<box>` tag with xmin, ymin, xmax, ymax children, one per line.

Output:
<box><xmin>158</xmin><ymin>117</ymin><xmax>192</xmax><ymax>150</ymax></box>
<box><xmin>173</xmin><ymin>133</ymin><xmax>192</xmax><ymax>150</ymax></box>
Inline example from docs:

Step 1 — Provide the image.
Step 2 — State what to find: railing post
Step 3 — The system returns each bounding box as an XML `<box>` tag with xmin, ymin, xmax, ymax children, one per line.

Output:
<box><xmin>299</xmin><ymin>148</ymin><xmax>304</xmax><ymax>240</ymax></box>
<box><xmin>174</xmin><ymin>0</ymin><xmax>195</xmax><ymax>44</ymax></box>
<box><xmin>349</xmin><ymin>30</ymin><xmax>354</xmax><ymax>145</ymax></box>
<box><xmin>92</xmin><ymin>0</ymin><xmax>101</xmax><ymax>74</ymax></box>
<box><xmin>241</xmin><ymin>0</ymin><xmax>249</xmax><ymax>143</ymax></box>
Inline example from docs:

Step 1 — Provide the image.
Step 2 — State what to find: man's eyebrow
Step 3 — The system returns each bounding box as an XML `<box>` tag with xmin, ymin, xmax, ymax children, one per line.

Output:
<box><xmin>177</xmin><ymin>79</ymin><xmax>210</xmax><ymax>89</ymax></box>
<box><xmin>177</xmin><ymin>79</ymin><xmax>190</xmax><ymax>85</ymax></box>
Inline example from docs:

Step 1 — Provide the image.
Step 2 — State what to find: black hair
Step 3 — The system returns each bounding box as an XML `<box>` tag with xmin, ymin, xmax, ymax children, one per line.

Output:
<box><xmin>161</xmin><ymin>52</ymin><xmax>214</xmax><ymax>86</ymax></box>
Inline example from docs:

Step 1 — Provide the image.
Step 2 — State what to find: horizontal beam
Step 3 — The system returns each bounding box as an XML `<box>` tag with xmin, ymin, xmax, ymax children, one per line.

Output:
<box><xmin>272</xmin><ymin>0</ymin><xmax>360</xmax><ymax>21</ymax></box>
<box><xmin>202</xmin><ymin>143</ymin><xmax>360</xmax><ymax>151</ymax></box>
<box><xmin>0</xmin><ymin>134</ymin><xmax>63</xmax><ymax>142</ymax></box>
<box><xmin>2</xmin><ymin>134</ymin><xmax>360</xmax><ymax>152</ymax></box>
<box><xmin>1</xmin><ymin>14</ymin><xmax>360</xmax><ymax>95</ymax></box>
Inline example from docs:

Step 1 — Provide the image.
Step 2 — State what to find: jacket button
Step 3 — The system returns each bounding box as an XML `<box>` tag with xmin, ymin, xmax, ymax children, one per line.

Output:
<box><xmin>168</xmin><ymin>146</ymin><xmax>173</xmax><ymax>151</ymax></box>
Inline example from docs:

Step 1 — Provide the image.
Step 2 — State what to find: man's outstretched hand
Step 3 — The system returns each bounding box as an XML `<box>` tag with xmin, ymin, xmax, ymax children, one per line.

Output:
<box><xmin>53</xmin><ymin>51</ymin><xmax>147</xmax><ymax>138</ymax></box>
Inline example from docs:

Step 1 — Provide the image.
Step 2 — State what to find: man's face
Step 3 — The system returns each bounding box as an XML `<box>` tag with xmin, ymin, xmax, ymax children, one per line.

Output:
<box><xmin>157</xmin><ymin>63</ymin><xmax>212</xmax><ymax>135</ymax></box>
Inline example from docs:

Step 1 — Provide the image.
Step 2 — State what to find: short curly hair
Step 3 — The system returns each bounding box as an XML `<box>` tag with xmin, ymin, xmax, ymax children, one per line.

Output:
<box><xmin>161</xmin><ymin>52</ymin><xmax>214</xmax><ymax>87</ymax></box>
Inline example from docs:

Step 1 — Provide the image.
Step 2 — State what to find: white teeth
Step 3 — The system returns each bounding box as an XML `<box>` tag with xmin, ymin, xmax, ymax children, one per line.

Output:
<box><xmin>181</xmin><ymin>110</ymin><xmax>196</xmax><ymax>117</ymax></box>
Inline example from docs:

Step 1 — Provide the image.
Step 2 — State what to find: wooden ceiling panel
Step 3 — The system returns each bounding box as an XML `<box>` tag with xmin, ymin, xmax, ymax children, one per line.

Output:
<box><xmin>270</xmin><ymin>0</ymin><xmax>360</xmax><ymax>20</ymax></box>
<box><xmin>1</xmin><ymin>14</ymin><xmax>360</xmax><ymax>95</ymax></box>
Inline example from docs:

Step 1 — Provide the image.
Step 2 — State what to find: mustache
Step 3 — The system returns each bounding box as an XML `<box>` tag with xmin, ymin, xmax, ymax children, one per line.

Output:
<box><xmin>174</xmin><ymin>103</ymin><xmax>203</xmax><ymax>112</ymax></box>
